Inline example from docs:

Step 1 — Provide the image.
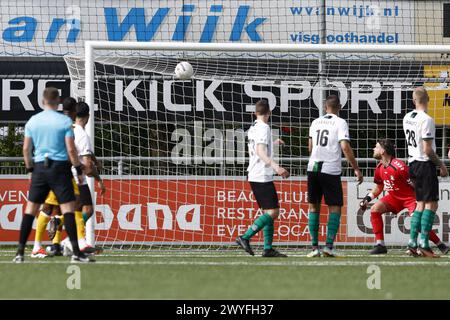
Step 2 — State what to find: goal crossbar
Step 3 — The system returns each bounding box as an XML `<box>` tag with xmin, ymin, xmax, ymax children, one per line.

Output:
<box><xmin>85</xmin><ymin>41</ymin><xmax>450</xmax><ymax>54</ymax></box>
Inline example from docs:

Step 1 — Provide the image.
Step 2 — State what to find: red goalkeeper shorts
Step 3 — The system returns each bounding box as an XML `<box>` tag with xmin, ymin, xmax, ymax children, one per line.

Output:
<box><xmin>379</xmin><ymin>194</ymin><xmax>417</xmax><ymax>216</ymax></box>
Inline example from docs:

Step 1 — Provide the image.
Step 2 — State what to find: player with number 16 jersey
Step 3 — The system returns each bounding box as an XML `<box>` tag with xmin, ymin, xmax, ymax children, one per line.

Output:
<box><xmin>306</xmin><ymin>95</ymin><xmax>363</xmax><ymax>258</ymax></box>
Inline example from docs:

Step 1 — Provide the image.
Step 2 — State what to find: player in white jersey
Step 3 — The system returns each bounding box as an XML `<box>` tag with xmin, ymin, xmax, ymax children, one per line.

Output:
<box><xmin>306</xmin><ymin>95</ymin><xmax>363</xmax><ymax>258</ymax></box>
<box><xmin>71</xmin><ymin>101</ymin><xmax>106</xmax><ymax>216</ymax></box>
<box><xmin>236</xmin><ymin>100</ymin><xmax>290</xmax><ymax>257</ymax></box>
<box><xmin>402</xmin><ymin>87</ymin><xmax>448</xmax><ymax>258</ymax></box>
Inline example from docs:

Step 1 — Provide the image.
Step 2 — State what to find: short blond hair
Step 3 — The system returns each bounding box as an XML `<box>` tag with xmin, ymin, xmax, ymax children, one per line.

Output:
<box><xmin>413</xmin><ymin>87</ymin><xmax>429</xmax><ymax>105</ymax></box>
<box><xmin>43</xmin><ymin>87</ymin><xmax>60</xmax><ymax>105</ymax></box>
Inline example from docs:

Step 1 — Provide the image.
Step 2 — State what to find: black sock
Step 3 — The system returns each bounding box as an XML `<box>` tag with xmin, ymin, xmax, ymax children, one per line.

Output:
<box><xmin>18</xmin><ymin>214</ymin><xmax>35</xmax><ymax>255</ymax></box>
<box><xmin>63</xmin><ymin>212</ymin><xmax>81</xmax><ymax>256</ymax></box>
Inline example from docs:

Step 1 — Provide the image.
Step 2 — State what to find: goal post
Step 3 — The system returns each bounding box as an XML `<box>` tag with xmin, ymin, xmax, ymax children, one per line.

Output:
<box><xmin>74</xmin><ymin>41</ymin><xmax>450</xmax><ymax>250</ymax></box>
<box><xmin>84</xmin><ymin>42</ymin><xmax>95</xmax><ymax>247</ymax></box>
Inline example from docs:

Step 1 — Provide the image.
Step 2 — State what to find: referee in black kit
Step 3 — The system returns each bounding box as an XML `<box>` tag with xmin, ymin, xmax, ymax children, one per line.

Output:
<box><xmin>13</xmin><ymin>87</ymin><xmax>94</xmax><ymax>263</ymax></box>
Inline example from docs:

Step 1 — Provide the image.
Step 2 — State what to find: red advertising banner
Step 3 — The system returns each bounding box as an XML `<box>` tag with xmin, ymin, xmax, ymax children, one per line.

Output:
<box><xmin>0</xmin><ymin>178</ymin><xmax>350</xmax><ymax>244</ymax></box>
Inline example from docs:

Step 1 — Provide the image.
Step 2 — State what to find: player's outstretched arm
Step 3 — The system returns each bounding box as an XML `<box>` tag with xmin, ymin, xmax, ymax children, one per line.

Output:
<box><xmin>256</xmin><ymin>143</ymin><xmax>290</xmax><ymax>179</ymax></box>
<box><xmin>82</xmin><ymin>155</ymin><xmax>106</xmax><ymax>196</ymax></box>
<box><xmin>423</xmin><ymin>140</ymin><xmax>448</xmax><ymax>177</ymax></box>
<box><xmin>82</xmin><ymin>155</ymin><xmax>99</xmax><ymax>178</ymax></box>
<box><xmin>340</xmin><ymin>140</ymin><xmax>363</xmax><ymax>184</ymax></box>
<box><xmin>360</xmin><ymin>183</ymin><xmax>383</xmax><ymax>211</ymax></box>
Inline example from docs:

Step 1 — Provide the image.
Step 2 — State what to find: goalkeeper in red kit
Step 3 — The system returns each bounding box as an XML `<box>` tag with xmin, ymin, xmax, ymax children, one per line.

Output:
<box><xmin>360</xmin><ymin>139</ymin><xmax>449</xmax><ymax>255</ymax></box>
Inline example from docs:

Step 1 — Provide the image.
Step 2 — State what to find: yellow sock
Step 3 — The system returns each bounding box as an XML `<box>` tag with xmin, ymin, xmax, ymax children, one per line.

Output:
<box><xmin>52</xmin><ymin>215</ymin><xmax>64</xmax><ymax>245</ymax></box>
<box><xmin>35</xmin><ymin>211</ymin><xmax>50</xmax><ymax>243</ymax></box>
<box><xmin>75</xmin><ymin>211</ymin><xmax>85</xmax><ymax>240</ymax></box>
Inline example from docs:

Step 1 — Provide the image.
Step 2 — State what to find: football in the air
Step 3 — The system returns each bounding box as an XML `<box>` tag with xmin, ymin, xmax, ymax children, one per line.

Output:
<box><xmin>174</xmin><ymin>61</ymin><xmax>194</xmax><ymax>80</ymax></box>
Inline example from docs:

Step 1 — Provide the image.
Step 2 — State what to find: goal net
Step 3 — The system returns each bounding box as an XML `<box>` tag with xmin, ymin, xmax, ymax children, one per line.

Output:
<box><xmin>64</xmin><ymin>42</ymin><xmax>450</xmax><ymax>250</ymax></box>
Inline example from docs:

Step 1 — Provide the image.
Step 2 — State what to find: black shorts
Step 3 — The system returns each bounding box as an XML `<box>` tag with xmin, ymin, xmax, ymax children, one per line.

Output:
<box><xmin>78</xmin><ymin>184</ymin><xmax>93</xmax><ymax>206</ymax></box>
<box><xmin>307</xmin><ymin>172</ymin><xmax>343</xmax><ymax>206</ymax></box>
<box><xmin>409</xmin><ymin>161</ymin><xmax>439</xmax><ymax>202</ymax></box>
<box><xmin>28</xmin><ymin>161</ymin><xmax>75</xmax><ymax>204</ymax></box>
<box><xmin>249</xmin><ymin>181</ymin><xmax>279</xmax><ymax>209</ymax></box>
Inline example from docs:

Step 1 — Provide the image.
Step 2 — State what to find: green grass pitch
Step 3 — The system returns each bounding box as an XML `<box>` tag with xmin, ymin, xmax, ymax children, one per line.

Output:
<box><xmin>1</xmin><ymin>247</ymin><xmax>450</xmax><ymax>299</ymax></box>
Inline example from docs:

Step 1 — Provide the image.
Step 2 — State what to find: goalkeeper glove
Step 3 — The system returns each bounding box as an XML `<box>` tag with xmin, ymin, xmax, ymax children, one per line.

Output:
<box><xmin>359</xmin><ymin>193</ymin><xmax>374</xmax><ymax>211</ymax></box>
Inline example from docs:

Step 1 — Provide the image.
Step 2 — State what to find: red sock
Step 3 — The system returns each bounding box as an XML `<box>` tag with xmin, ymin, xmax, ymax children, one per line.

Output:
<box><xmin>429</xmin><ymin>230</ymin><xmax>441</xmax><ymax>245</ymax></box>
<box><xmin>370</xmin><ymin>211</ymin><xmax>384</xmax><ymax>241</ymax></box>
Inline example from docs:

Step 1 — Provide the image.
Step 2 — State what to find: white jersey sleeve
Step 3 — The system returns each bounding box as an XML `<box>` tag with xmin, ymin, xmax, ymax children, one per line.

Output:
<box><xmin>421</xmin><ymin>117</ymin><xmax>435</xmax><ymax>140</ymax></box>
<box><xmin>337</xmin><ymin>119</ymin><xmax>350</xmax><ymax>142</ymax></box>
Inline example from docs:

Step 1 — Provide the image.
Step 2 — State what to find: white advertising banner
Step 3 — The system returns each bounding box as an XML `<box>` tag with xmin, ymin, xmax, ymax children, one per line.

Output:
<box><xmin>0</xmin><ymin>0</ymin><xmax>416</xmax><ymax>56</ymax></box>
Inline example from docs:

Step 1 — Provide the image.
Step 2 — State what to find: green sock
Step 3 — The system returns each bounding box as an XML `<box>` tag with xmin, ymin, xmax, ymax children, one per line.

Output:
<box><xmin>420</xmin><ymin>209</ymin><xmax>436</xmax><ymax>249</ymax></box>
<box><xmin>326</xmin><ymin>213</ymin><xmax>341</xmax><ymax>248</ymax></box>
<box><xmin>242</xmin><ymin>213</ymin><xmax>273</xmax><ymax>240</ymax></box>
<box><xmin>263</xmin><ymin>220</ymin><xmax>274</xmax><ymax>250</ymax></box>
<box><xmin>308</xmin><ymin>212</ymin><xmax>320</xmax><ymax>247</ymax></box>
<box><xmin>409</xmin><ymin>210</ymin><xmax>422</xmax><ymax>248</ymax></box>
<box><xmin>82</xmin><ymin>212</ymin><xmax>89</xmax><ymax>223</ymax></box>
